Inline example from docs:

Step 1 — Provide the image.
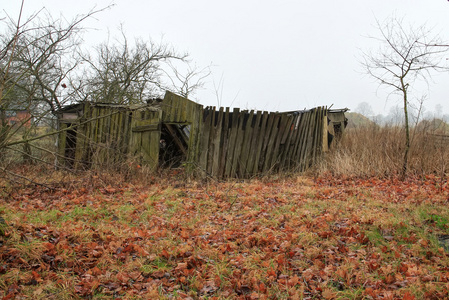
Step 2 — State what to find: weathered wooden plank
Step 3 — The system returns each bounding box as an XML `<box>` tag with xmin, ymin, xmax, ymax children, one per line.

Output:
<box><xmin>279</xmin><ymin>114</ymin><xmax>296</xmax><ymax>170</ymax></box>
<box><xmin>122</xmin><ymin>110</ymin><xmax>131</xmax><ymax>155</ymax></box>
<box><xmin>297</xmin><ymin>110</ymin><xmax>312</xmax><ymax>171</ymax></box>
<box><xmin>89</xmin><ymin>106</ymin><xmax>98</xmax><ymax>147</ymax></box>
<box><xmin>252</xmin><ymin>111</ymin><xmax>269</xmax><ymax>174</ymax></box>
<box><xmin>73</xmin><ymin>102</ymin><xmax>89</xmax><ymax>168</ymax></box>
<box><xmin>95</xmin><ymin>107</ymin><xmax>104</xmax><ymax>164</ymax></box>
<box><xmin>288</xmin><ymin>113</ymin><xmax>303</xmax><ymax>168</ymax></box>
<box><xmin>211</xmin><ymin>107</ymin><xmax>224</xmax><ymax>177</ymax></box>
<box><xmin>137</xmin><ymin>110</ymin><xmax>161</xmax><ymax>169</ymax></box>
<box><xmin>258</xmin><ymin>112</ymin><xmax>276</xmax><ymax>172</ymax></box>
<box><xmin>294</xmin><ymin>111</ymin><xmax>310</xmax><ymax>170</ymax></box>
<box><xmin>238</xmin><ymin>110</ymin><xmax>255</xmax><ymax>177</ymax></box>
<box><xmin>85</xmin><ymin>103</ymin><xmax>95</xmax><ymax>162</ymax></box>
<box><xmin>311</xmin><ymin>107</ymin><xmax>321</xmax><ymax>165</ymax></box>
<box><xmin>98</xmin><ymin>107</ymin><xmax>105</xmax><ymax>142</ymax></box>
<box><xmin>162</xmin><ymin>91</ymin><xmax>202</xmax><ymax>124</ymax></box>
<box><xmin>218</xmin><ymin>107</ymin><xmax>230</xmax><ymax>178</ymax></box>
<box><xmin>198</xmin><ymin>108</ymin><xmax>214</xmax><ymax>174</ymax></box>
<box><xmin>313</xmin><ymin>107</ymin><xmax>324</xmax><ymax>165</ymax></box>
<box><xmin>99</xmin><ymin>107</ymin><xmax>109</xmax><ymax>164</ymax></box>
<box><xmin>245</xmin><ymin>110</ymin><xmax>262</xmax><ymax>176</ymax></box>
<box><xmin>301</xmin><ymin>109</ymin><xmax>318</xmax><ymax>171</ymax></box>
<box><xmin>271</xmin><ymin>114</ymin><xmax>293</xmax><ymax>171</ymax></box>
<box><xmin>315</xmin><ymin>107</ymin><xmax>325</xmax><ymax>163</ymax></box>
<box><xmin>171</xmin><ymin>96</ymin><xmax>178</xmax><ymax>122</ymax></box>
<box><xmin>107</xmin><ymin>108</ymin><xmax>116</xmax><ymax>163</ymax></box>
<box><xmin>132</xmin><ymin>123</ymin><xmax>159</xmax><ymax>132</ymax></box>
<box><xmin>224</xmin><ymin>108</ymin><xmax>240</xmax><ymax>178</ymax></box>
<box><xmin>180</xmin><ymin>96</ymin><xmax>187</xmax><ymax>122</ymax></box>
<box><xmin>150</xmin><ymin>128</ymin><xmax>161</xmax><ymax>169</ymax></box>
<box><xmin>140</xmin><ymin>129</ymin><xmax>151</xmax><ymax>163</ymax></box>
<box><xmin>262</xmin><ymin>113</ymin><xmax>280</xmax><ymax>173</ymax></box>
<box><xmin>318</xmin><ymin>107</ymin><xmax>327</xmax><ymax>155</ymax></box>
<box><xmin>206</xmin><ymin>107</ymin><xmax>217</xmax><ymax>175</ymax></box>
<box><xmin>130</xmin><ymin>110</ymin><xmax>142</xmax><ymax>159</ymax></box>
<box><xmin>269</xmin><ymin>113</ymin><xmax>289</xmax><ymax>168</ymax></box>
<box><xmin>113</xmin><ymin>109</ymin><xmax>123</xmax><ymax>161</ymax></box>
<box><xmin>187</xmin><ymin>104</ymin><xmax>203</xmax><ymax>173</ymax></box>
<box><xmin>230</xmin><ymin>110</ymin><xmax>248</xmax><ymax>178</ymax></box>
<box><xmin>231</xmin><ymin>111</ymin><xmax>247</xmax><ymax>178</ymax></box>
<box><xmin>90</xmin><ymin>106</ymin><xmax>101</xmax><ymax>165</ymax></box>
<box><xmin>104</xmin><ymin>107</ymin><xmax>112</xmax><ymax>143</ymax></box>
<box><xmin>101</xmin><ymin>107</ymin><xmax>111</xmax><ymax>163</ymax></box>
<box><xmin>90</xmin><ymin>106</ymin><xmax>101</xmax><ymax>164</ymax></box>
<box><xmin>113</xmin><ymin>109</ymin><xmax>122</xmax><ymax>161</ymax></box>
<box><xmin>105</xmin><ymin>108</ymin><xmax>113</xmax><ymax>161</ymax></box>
<box><xmin>322</xmin><ymin>108</ymin><xmax>329</xmax><ymax>153</ymax></box>
<box><xmin>58</xmin><ymin>123</ymin><xmax>68</xmax><ymax>165</ymax></box>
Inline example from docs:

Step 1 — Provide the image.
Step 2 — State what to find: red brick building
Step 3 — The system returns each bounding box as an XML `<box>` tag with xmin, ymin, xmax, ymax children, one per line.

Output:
<box><xmin>4</xmin><ymin>110</ymin><xmax>32</xmax><ymax>127</ymax></box>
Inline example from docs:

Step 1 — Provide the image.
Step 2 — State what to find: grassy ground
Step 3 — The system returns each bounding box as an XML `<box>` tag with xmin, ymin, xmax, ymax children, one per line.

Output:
<box><xmin>1</xmin><ymin>173</ymin><xmax>448</xmax><ymax>299</ymax></box>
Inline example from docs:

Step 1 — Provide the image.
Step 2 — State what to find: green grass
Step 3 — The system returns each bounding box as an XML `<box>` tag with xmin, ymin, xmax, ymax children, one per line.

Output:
<box><xmin>1</xmin><ymin>175</ymin><xmax>449</xmax><ymax>299</ymax></box>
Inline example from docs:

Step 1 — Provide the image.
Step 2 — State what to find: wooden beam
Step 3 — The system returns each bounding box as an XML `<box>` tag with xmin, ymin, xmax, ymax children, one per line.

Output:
<box><xmin>164</xmin><ymin>124</ymin><xmax>187</xmax><ymax>155</ymax></box>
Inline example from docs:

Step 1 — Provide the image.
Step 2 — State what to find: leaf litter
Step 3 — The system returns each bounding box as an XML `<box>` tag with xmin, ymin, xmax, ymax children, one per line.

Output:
<box><xmin>0</xmin><ymin>174</ymin><xmax>448</xmax><ymax>299</ymax></box>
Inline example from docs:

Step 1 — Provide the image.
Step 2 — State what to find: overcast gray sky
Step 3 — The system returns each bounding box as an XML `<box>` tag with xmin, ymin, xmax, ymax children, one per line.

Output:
<box><xmin>3</xmin><ymin>0</ymin><xmax>449</xmax><ymax>116</ymax></box>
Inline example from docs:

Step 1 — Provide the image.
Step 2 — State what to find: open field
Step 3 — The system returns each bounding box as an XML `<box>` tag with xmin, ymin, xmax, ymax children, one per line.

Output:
<box><xmin>1</xmin><ymin>173</ymin><xmax>449</xmax><ymax>299</ymax></box>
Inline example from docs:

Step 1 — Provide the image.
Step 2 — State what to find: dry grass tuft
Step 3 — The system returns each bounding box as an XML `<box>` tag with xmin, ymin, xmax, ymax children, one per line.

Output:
<box><xmin>319</xmin><ymin>123</ymin><xmax>449</xmax><ymax>178</ymax></box>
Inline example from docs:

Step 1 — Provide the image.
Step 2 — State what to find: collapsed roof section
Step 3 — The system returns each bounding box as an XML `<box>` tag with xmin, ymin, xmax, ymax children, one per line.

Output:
<box><xmin>57</xmin><ymin>91</ymin><xmax>347</xmax><ymax>178</ymax></box>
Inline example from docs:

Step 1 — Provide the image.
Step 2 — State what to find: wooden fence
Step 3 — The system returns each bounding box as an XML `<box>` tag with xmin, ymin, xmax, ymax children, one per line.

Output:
<box><xmin>196</xmin><ymin>106</ymin><xmax>328</xmax><ymax>178</ymax></box>
<box><xmin>58</xmin><ymin>92</ymin><xmax>203</xmax><ymax>170</ymax></box>
<box><xmin>58</xmin><ymin>92</ymin><xmax>338</xmax><ymax>178</ymax></box>
<box><xmin>58</xmin><ymin>103</ymin><xmax>161</xmax><ymax>168</ymax></box>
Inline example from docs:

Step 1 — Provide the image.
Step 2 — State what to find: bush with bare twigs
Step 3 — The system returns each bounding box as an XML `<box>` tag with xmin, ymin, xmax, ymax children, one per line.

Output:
<box><xmin>319</xmin><ymin>121</ymin><xmax>449</xmax><ymax>178</ymax></box>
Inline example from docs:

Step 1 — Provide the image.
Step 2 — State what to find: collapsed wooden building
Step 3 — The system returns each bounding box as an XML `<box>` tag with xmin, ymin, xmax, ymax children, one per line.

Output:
<box><xmin>57</xmin><ymin>91</ymin><xmax>347</xmax><ymax>178</ymax></box>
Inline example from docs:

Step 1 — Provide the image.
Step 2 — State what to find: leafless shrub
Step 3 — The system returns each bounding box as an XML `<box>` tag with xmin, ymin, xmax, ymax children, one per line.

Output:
<box><xmin>319</xmin><ymin>122</ymin><xmax>449</xmax><ymax>178</ymax></box>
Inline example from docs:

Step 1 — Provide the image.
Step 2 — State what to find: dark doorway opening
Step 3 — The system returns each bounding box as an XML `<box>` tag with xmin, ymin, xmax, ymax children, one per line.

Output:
<box><xmin>159</xmin><ymin>123</ymin><xmax>190</xmax><ymax>168</ymax></box>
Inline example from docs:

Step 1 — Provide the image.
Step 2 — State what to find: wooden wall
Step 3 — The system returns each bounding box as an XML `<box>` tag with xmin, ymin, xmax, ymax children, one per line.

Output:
<box><xmin>161</xmin><ymin>92</ymin><xmax>203</xmax><ymax>172</ymax></box>
<box><xmin>58</xmin><ymin>103</ymin><xmax>162</xmax><ymax>169</ymax></box>
<box><xmin>57</xmin><ymin>92</ymin><xmax>332</xmax><ymax>178</ymax></box>
<box><xmin>196</xmin><ymin>106</ymin><xmax>328</xmax><ymax>178</ymax></box>
<box><xmin>75</xmin><ymin>103</ymin><xmax>131</xmax><ymax>167</ymax></box>
<box><xmin>129</xmin><ymin>109</ymin><xmax>162</xmax><ymax>169</ymax></box>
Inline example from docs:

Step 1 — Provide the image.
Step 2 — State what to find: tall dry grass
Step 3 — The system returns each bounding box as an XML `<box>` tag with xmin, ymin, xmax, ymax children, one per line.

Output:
<box><xmin>319</xmin><ymin>123</ymin><xmax>449</xmax><ymax>178</ymax></box>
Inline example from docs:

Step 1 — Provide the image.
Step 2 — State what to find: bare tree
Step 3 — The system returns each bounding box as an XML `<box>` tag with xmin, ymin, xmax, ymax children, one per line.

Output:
<box><xmin>1</xmin><ymin>2</ymin><xmax>210</xmax><ymax>186</ymax></box>
<box><xmin>163</xmin><ymin>61</ymin><xmax>211</xmax><ymax>99</ymax></box>
<box><xmin>1</xmin><ymin>6</ymin><xmax>110</xmax><ymax>115</ymax></box>
<box><xmin>355</xmin><ymin>101</ymin><xmax>374</xmax><ymax>118</ymax></box>
<box><xmin>0</xmin><ymin>2</ymin><xmax>111</xmax><ymax>184</ymax></box>
<box><xmin>361</xmin><ymin>16</ymin><xmax>449</xmax><ymax>179</ymax></box>
<box><xmin>80</xmin><ymin>29</ymin><xmax>208</xmax><ymax>104</ymax></box>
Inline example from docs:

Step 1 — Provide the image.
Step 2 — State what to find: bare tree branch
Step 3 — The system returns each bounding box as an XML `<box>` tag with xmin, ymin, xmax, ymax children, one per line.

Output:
<box><xmin>361</xmin><ymin>16</ymin><xmax>449</xmax><ymax>179</ymax></box>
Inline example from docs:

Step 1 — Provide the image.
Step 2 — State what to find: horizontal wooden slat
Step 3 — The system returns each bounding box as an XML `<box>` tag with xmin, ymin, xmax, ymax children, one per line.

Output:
<box><xmin>132</xmin><ymin>124</ymin><xmax>159</xmax><ymax>132</ymax></box>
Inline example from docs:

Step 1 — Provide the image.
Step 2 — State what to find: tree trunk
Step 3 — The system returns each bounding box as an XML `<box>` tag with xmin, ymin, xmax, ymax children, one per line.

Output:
<box><xmin>401</xmin><ymin>83</ymin><xmax>410</xmax><ymax>181</ymax></box>
<box><xmin>22</xmin><ymin>132</ymin><xmax>33</xmax><ymax>164</ymax></box>
<box><xmin>0</xmin><ymin>110</ymin><xmax>8</xmax><ymax>161</ymax></box>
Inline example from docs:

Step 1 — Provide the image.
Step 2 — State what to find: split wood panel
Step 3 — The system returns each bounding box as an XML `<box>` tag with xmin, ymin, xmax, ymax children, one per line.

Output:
<box><xmin>197</xmin><ymin>107</ymin><xmax>328</xmax><ymax>178</ymax></box>
<box><xmin>57</xmin><ymin>92</ymin><xmax>333</xmax><ymax>178</ymax></box>
<box><xmin>161</xmin><ymin>91</ymin><xmax>203</xmax><ymax>172</ymax></box>
<box><xmin>77</xmin><ymin>104</ymin><xmax>137</xmax><ymax>167</ymax></box>
<box><xmin>59</xmin><ymin>103</ymin><xmax>162</xmax><ymax>169</ymax></box>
